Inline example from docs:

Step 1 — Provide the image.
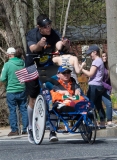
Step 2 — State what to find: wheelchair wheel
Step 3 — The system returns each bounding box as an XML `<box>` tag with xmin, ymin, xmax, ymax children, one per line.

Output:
<box><xmin>80</xmin><ymin>108</ymin><xmax>97</xmax><ymax>144</ymax></box>
<box><xmin>32</xmin><ymin>94</ymin><xmax>46</xmax><ymax>145</ymax></box>
<box><xmin>79</xmin><ymin>121</ymin><xmax>88</xmax><ymax>143</ymax></box>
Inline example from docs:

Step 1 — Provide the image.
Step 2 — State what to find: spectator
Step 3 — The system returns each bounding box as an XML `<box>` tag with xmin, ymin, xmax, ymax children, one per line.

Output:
<box><xmin>81</xmin><ymin>45</ymin><xmax>106</xmax><ymax>129</ymax></box>
<box><xmin>0</xmin><ymin>47</ymin><xmax>28</xmax><ymax>136</ymax></box>
<box><xmin>101</xmin><ymin>52</ymin><xmax>115</xmax><ymax>127</ymax></box>
<box><xmin>52</xmin><ymin>41</ymin><xmax>81</xmax><ymax>84</ymax></box>
<box><xmin>25</xmin><ymin>14</ymin><xmax>70</xmax><ymax>144</ymax></box>
<box><xmin>49</xmin><ymin>66</ymin><xmax>84</xmax><ymax>141</ymax></box>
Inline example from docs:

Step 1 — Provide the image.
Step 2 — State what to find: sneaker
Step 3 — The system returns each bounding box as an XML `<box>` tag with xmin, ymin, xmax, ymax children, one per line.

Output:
<box><xmin>27</xmin><ymin>128</ymin><xmax>34</xmax><ymax>144</ymax></box>
<box><xmin>57</xmin><ymin>103</ymin><xmax>65</xmax><ymax>109</ymax></box>
<box><xmin>22</xmin><ymin>131</ymin><xmax>27</xmax><ymax>135</ymax></box>
<box><xmin>98</xmin><ymin>125</ymin><xmax>106</xmax><ymax>129</ymax></box>
<box><xmin>8</xmin><ymin>131</ymin><xmax>19</xmax><ymax>136</ymax></box>
<box><xmin>106</xmin><ymin>123</ymin><xmax>117</xmax><ymax>128</ymax></box>
<box><xmin>49</xmin><ymin>131</ymin><xmax>58</xmax><ymax>142</ymax></box>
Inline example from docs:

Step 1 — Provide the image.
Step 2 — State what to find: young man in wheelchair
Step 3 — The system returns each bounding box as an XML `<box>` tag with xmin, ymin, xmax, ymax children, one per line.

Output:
<box><xmin>49</xmin><ymin>65</ymin><xmax>85</xmax><ymax>141</ymax></box>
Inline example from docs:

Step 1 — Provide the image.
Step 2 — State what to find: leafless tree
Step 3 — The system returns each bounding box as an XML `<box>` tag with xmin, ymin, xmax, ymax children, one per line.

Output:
<box><xmin>49</xmin><ymin>0</ymin><xmax>56</xmax><ymax>29</ymax></box>
<box><xmin>32</xmin><ymin>0</ymin><xmax>39</xmax><ymax>27</ymax></box>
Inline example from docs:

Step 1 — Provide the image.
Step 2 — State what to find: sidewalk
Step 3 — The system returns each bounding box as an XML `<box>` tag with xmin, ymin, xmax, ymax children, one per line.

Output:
<box><xmin>0</xmin><ymin>126</ymin><xmax>76</xmax><ymax>140</ymax></box>
<box><xmin>0</xmin><ymin>126</ymin><xmax>117</xmax><ymax>140</ymax></box>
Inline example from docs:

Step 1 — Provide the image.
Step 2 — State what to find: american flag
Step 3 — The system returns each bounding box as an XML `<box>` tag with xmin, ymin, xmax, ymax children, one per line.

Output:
<box><xmin>15</xmin><ymin>64</ymin><xmax>39</xmax><ymax>83</ymax></box>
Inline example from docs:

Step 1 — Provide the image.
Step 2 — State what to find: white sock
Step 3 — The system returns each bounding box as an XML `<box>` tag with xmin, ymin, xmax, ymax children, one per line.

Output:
<box><xmin>27</xmin><ymin>106</ymin><xmax>33</xmax><ymax>130</ymax></box>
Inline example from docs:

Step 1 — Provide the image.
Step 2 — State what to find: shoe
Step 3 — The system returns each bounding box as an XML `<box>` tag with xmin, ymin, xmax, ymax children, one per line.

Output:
<box><xmin>106</xmin><ymin>123</ymin><xmax>117</xmax><ymax>128</ymax></box>
<box><xmin>27</xmin><ymin>128</ymin><xmax>34</xmax><ymax>144</ymax></box>
<box><xmin>57</xmin><ymin>103</ymin><xmax>65</xmax><ymax>109</ymax></box>
<box><xmin>22</xmin><ymin>131</ymin><xmax>27</xmax><ymax>135</ymax></box>
<box><xmin>49</xmin><ymin>131</ymin><xmax>58</xmax><ymax>142</ymax></box>
<box><xmin>98</xmin><ymin>125</ymin><xmax>106</xmax><ymax>129</ymax></box>
<box><xmin>8</xmin><ymin>131</ymin><xmax>19</xmax><ymax>136</ymax></box>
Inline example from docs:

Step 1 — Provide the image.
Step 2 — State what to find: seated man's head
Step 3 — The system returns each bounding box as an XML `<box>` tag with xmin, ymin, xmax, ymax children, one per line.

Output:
<box><xmin>57</xmin><ymin>66</ymin><xmax>72</xmax><ymax>82</ymax></box>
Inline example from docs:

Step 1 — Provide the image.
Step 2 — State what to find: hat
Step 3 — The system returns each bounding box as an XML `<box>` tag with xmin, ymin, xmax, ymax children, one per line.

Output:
<box><xmin>58</xmin><ymin>66</ymin><xmax>72</xmax><ymax>73</ymax></box>
<box><xmin>86</xmin><ymin>45</ymin><xmax>99</xmax><ymax>55</ymax></box>
<box><xmin>38</xmin><ymin>18</ymin><xmax>52</xmax><ymax>27</ymax></box>
<box><xmin>7</xmin><ymin>47</ymin><xmax>16</xmax><ymax>54</ymax></box>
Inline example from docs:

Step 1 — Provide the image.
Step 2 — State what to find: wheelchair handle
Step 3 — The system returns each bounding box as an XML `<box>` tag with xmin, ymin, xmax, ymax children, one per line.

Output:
<box><xmin>26</xmin><ymin>52</ymin><xmax>60</xmax><ymax>57</ymax></box>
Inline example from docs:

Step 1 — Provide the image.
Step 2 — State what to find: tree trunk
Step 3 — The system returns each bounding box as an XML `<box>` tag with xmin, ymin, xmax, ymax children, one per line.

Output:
<box><xmin>106</xmin><ymin>0</ymin><xmax>117</xmax><ymax>93</ymax></box>
<box><xmin>15</xmin><ymin>0</ymin><xmax>27</xmax><ymax>52</ymax></box>
<box><xmin>49</xmin><ymin>0</ymin><xmax>55</xmax><ymax>29</ymax></box>
<box><xmin>32</xmin><ymin>0</ymin><xmax>39</xmax><ymax>27</ymax></box>
<box><xmin>1</xmin><ymin>0</ymin><xmax>20</xmax><ymax>46</ymax></box>
<box><xmin>20</xmin><ymin>0</ymin><xmax>28</xmax><ymax>33</ymax></box>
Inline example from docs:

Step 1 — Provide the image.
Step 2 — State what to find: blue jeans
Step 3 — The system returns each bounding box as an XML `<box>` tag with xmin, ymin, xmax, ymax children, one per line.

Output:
<box><xmin>102</xmin><ymin>90</ymin><xmax>112</xmax><ymax>121</ymax></box>
<box><xmin>7</xmin><ymin>91</ymin><xmax>28</xmax><ymax>132</ymax></box>
<box><xmin>87</xmin><ymin>85</ymin><xmax>106</xmax><ymax>122</ymax></box>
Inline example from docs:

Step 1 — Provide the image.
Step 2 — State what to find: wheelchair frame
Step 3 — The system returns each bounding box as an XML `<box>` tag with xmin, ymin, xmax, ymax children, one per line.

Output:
<box><xmin>31</xmin><ymin>53</ymin><xmax>97</xmax><ymax>145</ymax></box>
<box><xmin>32</xmin><ymin>83</ymin><xmax>97</xmax><ymax>145</ymax></box>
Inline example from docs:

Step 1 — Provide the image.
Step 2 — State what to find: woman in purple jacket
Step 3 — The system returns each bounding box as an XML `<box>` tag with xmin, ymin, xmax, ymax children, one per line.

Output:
<box><xmin>101</xmin><ymin>52</ymin><xmax>115</xmax><ymax>127</ymax></box>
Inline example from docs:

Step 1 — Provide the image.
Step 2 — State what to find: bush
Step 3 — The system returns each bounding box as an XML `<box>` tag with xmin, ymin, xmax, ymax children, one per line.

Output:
<box><xmin>111</xmin><ymin>93</ymin><xmax>117</xmax><ymax>109</ymax></box>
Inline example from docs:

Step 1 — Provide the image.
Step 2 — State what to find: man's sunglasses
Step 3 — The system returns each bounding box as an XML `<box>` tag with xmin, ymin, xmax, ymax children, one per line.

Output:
<box><xmin>62</xmin><ymin>71</ymin><xmax>71</xmax><ymax>75</ymax></box>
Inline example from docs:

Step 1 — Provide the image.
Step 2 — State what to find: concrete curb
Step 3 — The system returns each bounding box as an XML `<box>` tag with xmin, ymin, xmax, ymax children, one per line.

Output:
<box><xmin>97</xmin><ymin>127</ymin><xmax>117</xmax><ymax>137</ymax></box>
<box><xmin>0</xmin><ymin>126</ymin><xmax>117</xmax><ymax>140</ymax></box>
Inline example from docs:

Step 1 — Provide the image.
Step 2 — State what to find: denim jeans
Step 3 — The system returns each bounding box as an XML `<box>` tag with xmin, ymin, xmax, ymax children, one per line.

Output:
<box><xmin>87</xmin><ymin>85</ymin><xmax>106</xmax><ymax>122</ymax></box>
<box><xmin>102</xmin><ymin>90</ymin><xmax>112</xmax><ymax>121</ymax></box>
<box><xmin>7</xmin><ymin>91</ymin><xmax>28</xmax><ymax>132</ymax></box>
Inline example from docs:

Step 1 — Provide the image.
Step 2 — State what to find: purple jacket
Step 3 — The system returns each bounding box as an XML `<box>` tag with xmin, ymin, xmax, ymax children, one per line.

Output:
<box><xmin>103</xmin><ymin>68</ymin><xmax>112</xmax><ymax>92</ymax></box>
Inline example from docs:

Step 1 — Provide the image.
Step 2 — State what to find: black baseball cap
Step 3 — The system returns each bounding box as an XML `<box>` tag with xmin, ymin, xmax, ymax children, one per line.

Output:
<box><xmin>37</xmin><ymin>14</ymin><xmax>52</xmax><ymax>27</ymax></box>
<box><xmin>86</xmin><ymin>45</ymin><xmax>99</xmax><ymax>55</ymax></box>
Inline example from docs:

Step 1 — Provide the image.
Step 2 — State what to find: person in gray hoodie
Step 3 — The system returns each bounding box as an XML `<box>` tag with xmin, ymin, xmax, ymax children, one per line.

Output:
<box><xmin>0</xmin><ymin>47</ymin><xmax>28</xmax><ymax>136</ymax></box>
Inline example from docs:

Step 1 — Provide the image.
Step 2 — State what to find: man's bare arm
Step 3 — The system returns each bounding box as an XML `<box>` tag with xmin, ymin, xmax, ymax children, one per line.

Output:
<box><xmin>29</xmin><ymin>37</ymin><xmax>47</xmax><ymax>53</ymax></box>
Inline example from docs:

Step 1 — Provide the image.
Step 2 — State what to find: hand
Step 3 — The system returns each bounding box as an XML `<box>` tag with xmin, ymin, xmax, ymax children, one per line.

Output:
<box><xmin>75</xmin><ymin>89</ymin><xmax>81</xmax><ymax>96</ymax></box>
<box><xmin>39</xmin><ymin>37</ymin><xmax>46</xmax><ymax>47</ymax></box>
<box><xmin>64</xmin><ymin>91</ymin><xmax>69</xmax><ymax>96</ymax></box>
<box><xmin>61</xmin><ymin>38</ymin><xmax>70</xmax><ymax>50</ymax></box>
<box><xmin>81</xmin><ymin>62</ymin><xmax>86</xmax><ymax>68</ymax></box>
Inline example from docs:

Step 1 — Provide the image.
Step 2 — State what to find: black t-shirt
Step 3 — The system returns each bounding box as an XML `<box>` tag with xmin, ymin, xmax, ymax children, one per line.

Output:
<box><xmin>25</xmin><ymin>27</ymin><xmax>60</xmax><ymax>67</ymax></box>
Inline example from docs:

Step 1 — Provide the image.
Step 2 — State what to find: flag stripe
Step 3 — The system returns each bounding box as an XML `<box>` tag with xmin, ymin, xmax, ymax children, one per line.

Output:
<box><xmin>17</xmin><ymin>74</ymin><xmax>38</xmax><ymax>80</ymax></box>
<box><xmin>15</xmin><ymin>64</ymin><xmax>39</xmax><ymax>83</ymax></box>
<box><xmin>17</xmin><ymin>73</ymin><xmax>39</xmax><ymax>82</ymax></box>
<box><xmin>16</xmin><ymin>71</ymin><xmax>38</xmax><ymax>79</ymax></box>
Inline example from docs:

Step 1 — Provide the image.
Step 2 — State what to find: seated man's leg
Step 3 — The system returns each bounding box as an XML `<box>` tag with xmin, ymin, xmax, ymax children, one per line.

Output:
<box><xmin>49</xmin><ymin>114</ymin><xmax>58</xmax><ymax>142</ymax></box>
<box><xmin>45</xmin><ymin>75</ymin><xmax>58</xmax><ymax>130</ymax></box>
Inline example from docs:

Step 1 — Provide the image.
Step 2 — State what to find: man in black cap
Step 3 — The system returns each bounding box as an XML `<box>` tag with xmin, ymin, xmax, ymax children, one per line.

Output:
<box><xmin>25</xmin><ymin>14</ymin><xmax>70</xmax><ymax>144</ymax></box>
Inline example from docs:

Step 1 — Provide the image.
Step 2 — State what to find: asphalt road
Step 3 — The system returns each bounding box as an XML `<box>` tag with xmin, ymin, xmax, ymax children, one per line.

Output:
<box><xmin>0</xmin><ymin>137</ymin><xmax>117</xmax><ymax>160</ymax></box>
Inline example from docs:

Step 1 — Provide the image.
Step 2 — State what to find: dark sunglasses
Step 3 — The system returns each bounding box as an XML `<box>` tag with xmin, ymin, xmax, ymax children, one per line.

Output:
<box><xmin>62</xmin><ymin>71</ymin><xmax>71</xmax><ymax>75</ymax></box>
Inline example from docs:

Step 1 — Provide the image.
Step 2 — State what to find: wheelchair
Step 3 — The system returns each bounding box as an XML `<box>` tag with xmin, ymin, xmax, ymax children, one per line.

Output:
<box><xmin>31</xmin><ymin>66</ymin><xmax>97</xmax><ymax>145</ymax></box>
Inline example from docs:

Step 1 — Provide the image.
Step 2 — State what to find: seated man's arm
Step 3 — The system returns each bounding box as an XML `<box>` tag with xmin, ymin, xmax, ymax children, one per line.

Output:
<box><xmin>74</xmin><ymin>83</ymin><xmax>81</xmax><ymax>96</ymax></box>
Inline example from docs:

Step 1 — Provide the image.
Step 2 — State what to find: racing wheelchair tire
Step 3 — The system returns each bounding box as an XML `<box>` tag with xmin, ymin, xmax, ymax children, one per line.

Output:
<box><xmin>79</xmin><ymin>108</ymin><xmax>96</xmax><ymax>144</ymax></box>
<box><xmin>32</xmin><ymin>94</ymin><xmax>46</xmax><ymax>145</ymax></box>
